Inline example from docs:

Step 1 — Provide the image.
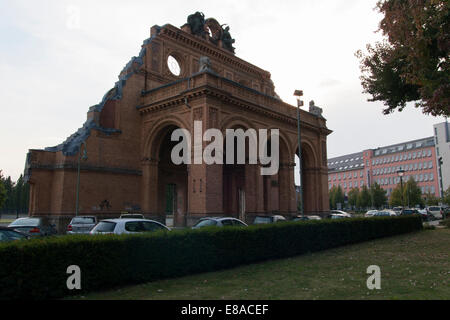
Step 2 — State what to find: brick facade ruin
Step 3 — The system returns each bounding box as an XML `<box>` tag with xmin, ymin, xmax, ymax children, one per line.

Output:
<box><xmin>25</xmin><ymin>15</ymin><xmax>331</xmax><ymax>230</ymax></box>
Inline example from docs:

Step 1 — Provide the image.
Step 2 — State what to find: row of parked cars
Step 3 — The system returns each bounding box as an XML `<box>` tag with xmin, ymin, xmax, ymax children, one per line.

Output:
<box><xmin>4</xmin><ymin>206</ymin><xmax>443</xmax><ymax>242</ymax></box>
<box><xmin>364</xmin><ymin>206</ymin><xmax>445</xmax><ymax>220</ymax></box>
<box><xmin>1</xmin><ymin>213</ymin><xmax>324</xmax><ymax>242</ymax></box>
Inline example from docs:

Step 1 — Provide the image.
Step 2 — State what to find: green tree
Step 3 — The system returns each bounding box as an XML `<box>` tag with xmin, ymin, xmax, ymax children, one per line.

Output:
<box><xmin>404</xmin><ymin>178</ymin><xmax>424</xmax><ymax>207</ymax></box>
<box><xmin>329</xmin><ymin>185</ymin><xmax>345</xmax><ymax>210</ymax></box>
<box><xmin>443</xmin><ymin>186</ymin><xmax>450</xmax><ymax>206</ymax></box>
<box><xmin>424</xmin><ymin>192</ymin><xmax>439</xmax><ymax>206</ymax></box>
<box><xmin>0</xmin><ymin>171</ymin><xmax>7</xmax><ymax>209</ymax></box>
<box><xmin>348</xmin><ymin>188</ymin><xmax>360</xmax><ymax>209</ymax></box>
<box><xmin>389</xmin><ymin>184</ymin><xmax>403</xmax><ymax>207</ymax></box>
<box><xmin>356</xmin><ymin>0</ymin><xmax>449</xmax><ymax>117</ymax></box>
<box><xmin>370</xmin><ymin>183</ymin><xmax>388</xmax><ymax>209</ymax></box>
<box><xmin>357</xmin><ymin>185</ymin><xmax>371</xmax><ymax>209</ymax></box>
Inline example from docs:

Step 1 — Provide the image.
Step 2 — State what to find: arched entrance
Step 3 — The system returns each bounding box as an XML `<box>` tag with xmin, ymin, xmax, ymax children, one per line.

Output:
<box><xmin>149</xmin><ymin>124</ymin><xmax>188</xmax><ymax>227</ymax></box>
<box><xmin>295</xmin><ymin>142</ymin><xmax>318</xmax><ymax>215</ymax></box>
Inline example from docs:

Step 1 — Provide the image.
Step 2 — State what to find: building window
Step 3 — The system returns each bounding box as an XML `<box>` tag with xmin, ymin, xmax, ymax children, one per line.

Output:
<box><xmin>430</xmin><ymin>173</ymin><xmax>434</xmax><ymax>181</ymax></box>
<box><xmin>414</xmin><ymin>163</ymin><xmax>418</xmax><ymax>170</ymax></box>
<box><xmin>413</xmin><ymin>152</ymin><xmax>416</xmax><ymax>159</ymax></box>
<box><xmin>429</xmin><ymin>161</ymin><xmax>433</xmax><ymax>168</ymax></box>
<box><xmin>419</xmin><ymin>162</ymin><xmax>422</xmax><ymax>170</ymax></box>
<box><xmin>431</xmin><ymin>186</ymin><xmax>435</xmax><ymax>193</ymax></box>
<box><xmin>424</xmin><ymin>174</ymin><xmax>428</xmax><ymax>181</ymax></box>
<box><xmin>427</xmin><ymin>150</ymin><xmax>432</xmax><ymax>157</ymax></box>
<box><xmin>355</xmin><ymin>181</ymin><xmax>358</xmax><ymax>188</ymax></box>
<box><xmin>423</xmin><ymin>162</ymin><xmax>427</xmax><ymax>169</ymax></box>
<box><xmin>360</xmin><ymin>180</ymin><xmax>364</xmax><ymax>186</ymax></box>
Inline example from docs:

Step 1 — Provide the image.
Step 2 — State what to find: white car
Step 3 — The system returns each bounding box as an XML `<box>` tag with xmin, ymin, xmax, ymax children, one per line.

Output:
<box><xmin>427</xmin><ymin>206</ymin><xmax>443</xmax><ymax>220</ymax></box>
<box><xmin>90</xmin><ymin>218</ymin><xmax>170</xmax><ymax>235</ymax></box>
<box><xmin>364</xmin><ymin>210</ymin><xmax>378</xmax><ymax>217</ymax></box>
<box><xmin>330</xmin><ymin>210</ymin><xmax>352</xmax><ymax>218</ymax></box>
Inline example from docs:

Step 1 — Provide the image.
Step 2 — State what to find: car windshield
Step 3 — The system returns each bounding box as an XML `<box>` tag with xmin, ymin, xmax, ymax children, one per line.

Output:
<box><xmin>194</xmin><ymin>219</ymin><xmax>217</xmax><ymax>228</ymax></box>
<box><xmin>9</xmin><ymin>218</ymin><xmax>40</xmax><ymax>226</ymax></box>
<box><xmin>93</xmin><ymin>221</ymin><xmax>116</xmax><ymax>232</ymax></box>
<box><xmin>254</xmin><ymin>216</ymin><xmax>273</xmax><ymax>224</ymax></box>
<box><xmin>72</xmin><ymin>217</ymin><xmax>95</xmax><ymax>224</ymax></box>
<box><xmin>428</xmin><ymin>207</ymin><xmax>440</xmax><ymax>211</ymax></box>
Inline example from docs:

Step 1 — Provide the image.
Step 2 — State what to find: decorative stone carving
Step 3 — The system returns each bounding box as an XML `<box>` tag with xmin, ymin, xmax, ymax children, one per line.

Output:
<box><xmin>187</xmin><ymin>12</ymin><xmax>206</xmax><ymax>37</ymax></box>
<box><xmin>309</xmin><ymin>100</ymin><xmax>324</xmax><ymax>118</ymax></box>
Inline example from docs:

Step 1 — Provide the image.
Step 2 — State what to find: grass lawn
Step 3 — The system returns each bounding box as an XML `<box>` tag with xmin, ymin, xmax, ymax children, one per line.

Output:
<box><xmin>74</xmin><ymin>228</ymin><xmax>450</xmax><ymax>300</ymax></box>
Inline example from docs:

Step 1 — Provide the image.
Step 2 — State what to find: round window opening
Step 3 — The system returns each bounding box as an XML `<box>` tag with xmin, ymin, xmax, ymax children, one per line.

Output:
<box><xmin>167</xmin><ymin>55</ymin><xmax>181</xmax><ymax>76</ymax></box>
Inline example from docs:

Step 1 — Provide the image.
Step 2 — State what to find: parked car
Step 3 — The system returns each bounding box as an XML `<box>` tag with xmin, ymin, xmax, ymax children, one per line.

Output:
<box><xmin>418</xmin><ymin>208</ymin><xmax>434</xmax><ymax>221</ymax></box>
<box><xmin>330</xmin><ymin>210</ymin><xmax>352</xmax><ymax>218</ymax></box>
<box><xmin>401</xmin><ymin>208</ymin><xmax>420</xmax><ymax>216</ymax></box>
<box><xmin>0</xmin><ymin>226</ymin><xmax>30</xmax><ymax>242</ymax></box>
<box><xmin>292</xmin><ymin>215</ymin><xmax>322</xmax><ymax>221</ymax></box>
<box><xmin>253</xmin><ymin>215</ymin><xmax>286</xmax><ymax>224</ymax></box>
<box><xmin>329</xmin><ymin>213</ymin><xmax>349</xmax><ymax>219</ymax></box>
<box><xmin>8</xmin><ymin>217</ymin><xmax>58</xmax><ymax>237</ymax></box>
<box><xmin>426</xmin><ymin>206</ymin><xmax>444</xmax><ymax>220</ymax></box>
<box><xmin>392</xmin><ymin>207</ymin><xmax>403</xmax><ymax>215</ymax></box>
<box><xmin>119</xmin><ymin>213</ymin><xmax>145</xmax><ymax>219</ymax></box>
<box><xmin>90</xmin><ymin>218</ymin><xmax>170</xmax><ymax>235</ymax></box>
<box><xmin>374</xmin><ymin>210</ymin><xmax>397</xmax><ymax>217</ymax></box>
<box><xmin>364</xmin><ymin>210</ymin><xmax>378</xmax><ymax>217</ymax></box>
<box><xmin>192</xmin><ymin>217</ymin><xmax>248</xmax><ymax>229</ymax></box>
<box><xmin>67</xmin><ymin>216</ymin><xmax>97</xmax><ymax>234</ymax></box>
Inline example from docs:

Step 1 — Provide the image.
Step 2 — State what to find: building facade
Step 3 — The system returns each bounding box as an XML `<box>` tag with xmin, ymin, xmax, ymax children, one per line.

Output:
<box><xmin>25</xmin><ymin>14</ymin><xmax>331</xmax><ymax>230</ymax></box>
<box><xmin>434</xmin><ymin>121</ymin><xmax>450</xmax><ymax>197</ymax></box>
<box><xmin>328</xmin><ymin>136</ymin><xmax>440</xmax><ymax>200</ymax></box>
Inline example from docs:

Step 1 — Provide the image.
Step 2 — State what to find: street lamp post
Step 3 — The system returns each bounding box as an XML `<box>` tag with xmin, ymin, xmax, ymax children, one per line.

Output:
<box><xmin>75</xmin><ymin>142</ymin><xmax>88</xmax><ymax>217</ymax></box>
<box><xmin>397</xmin><ymin>167</ymin><xmax>405</xmax><ymax>208</ymax></box>
<box><xmin>294</xmin><ymin>90</ymin><xmax>304</xmax><ymax>217</ymax></box>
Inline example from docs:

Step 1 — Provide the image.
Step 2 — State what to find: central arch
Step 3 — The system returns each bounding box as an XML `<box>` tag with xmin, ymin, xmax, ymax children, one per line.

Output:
<box><xmin>144</xmin><ymin>122</ymin><xmax>189</xmax><ymax>227</ymax></box>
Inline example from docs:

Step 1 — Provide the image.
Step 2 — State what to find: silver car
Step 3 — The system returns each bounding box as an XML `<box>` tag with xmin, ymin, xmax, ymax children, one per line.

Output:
<box><xmin>8</xmin><ymin>217</ymin><xmax>57</xmax><ymax>237</ymax></box>
<box><xmin>90</xmin><ymin>218</ymin><xmax>170</xmax><ymax>235</ymax></box>
<box><xmin>67</xmin><ymin>216</ymin><xmax>97</xmax><ymax>234</ymax></box>
<box><xmin>192</xmin><ymin>217</ymin><xmax>248</xmax><ymax>229</ymax></box>
<box><xmin>253</xmin><ymin>215</ymin><xmax>287</xmax><ymax>224</ymax></box>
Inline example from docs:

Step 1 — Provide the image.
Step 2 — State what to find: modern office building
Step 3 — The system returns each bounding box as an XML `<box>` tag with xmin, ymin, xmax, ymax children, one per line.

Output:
<box><xmin>433</xmin><ymin>120</ymin><xmax>450</xmax><ymax>197</ymax></box>
<box><xmin>328</xmin><ymin>136</ymin><xmax>440</xmax><ymax>199</ymax></box>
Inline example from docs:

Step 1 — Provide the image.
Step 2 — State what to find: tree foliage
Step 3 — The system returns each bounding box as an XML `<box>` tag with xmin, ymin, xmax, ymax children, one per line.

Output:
<box><xmin>0</xmin><ymin>171</ymin><xmax>7</xmax><ymax>209</ymax></box>
<box><xmin>404</xmin><ymin>178</ymin><xmax>424</xmax><ymax>207</ymax></box>
<box><xmin>0</xmin><ymin>172</ymin><xmax>29</xmax><ymax>214</ymax></box>
<box><xmin>348</xmin><ymin>188</ymin><xmax>360</xmax><ymax>208</ymax></box>
<box><xmin>442</xmin><ymin>186</ymin><xmax>450</xmax><ymax>205</ymax></box>
<box><xmin>357</xmin><ymin>185</ymin><xmax>372</xmax><ymax>209</ymax></box>
<box><xmin>389</xmin><ymin>184</ymin><xmax>404</xmax><ymax>207</ymax></box>
<box><xmin>356</xmin><ymin>0</ymin><xmax>450</xmax><ymax>116</ymax></box>
<box><xmin>329</xmin><ymin>185</ymin><xmax>345</xmax><ymax>210</ymax></box>
<box><xmin>370</xmin><ymin>182</ymin><xmax>388</xmax><ymax>209</ymax></box>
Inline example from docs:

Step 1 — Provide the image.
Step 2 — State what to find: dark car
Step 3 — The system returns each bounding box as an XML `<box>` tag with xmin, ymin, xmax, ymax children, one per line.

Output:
<box><xmin>253</xmin><ymin>215</ymin><xmax>287</xmax><ymax>224</ymax></box>
<box><xmin>192</xmin><ymin>217</ymin><xmax>248</xmax><ymax>229</ymax></box>
<box><xmin>400</xmin><ymin>209</ymin><xmax>420</xmax><ymax>216</ymax></box>
<box><xmin>8</xmin><ymin>217</ymin><xmax>58</xmax><ymax>237</ymax></box>
<box><xmin>0</xmin><ymin>226</ymin><xmax>30</xmax><ymax>242</ymax></box>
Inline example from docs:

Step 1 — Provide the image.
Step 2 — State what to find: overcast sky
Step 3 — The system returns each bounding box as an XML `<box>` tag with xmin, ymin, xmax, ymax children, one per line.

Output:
<box><xmin>0</xmin><ymin>0</ymin><xmax>447</xmax><ymax>182</ymax></box>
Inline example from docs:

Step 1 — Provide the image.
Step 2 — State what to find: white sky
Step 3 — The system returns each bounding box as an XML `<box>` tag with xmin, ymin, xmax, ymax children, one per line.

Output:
<box><xmin>0</xmin><ymin>0</ymin><xmax>447</xmax><ymax>182</ymax></box>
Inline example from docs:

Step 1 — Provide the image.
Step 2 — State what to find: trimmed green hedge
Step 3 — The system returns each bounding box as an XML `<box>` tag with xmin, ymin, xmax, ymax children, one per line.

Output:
<box><xmin>0</xmin><ymin>216</ymin><xmax>422</xmax><ymax>299</ymax></box>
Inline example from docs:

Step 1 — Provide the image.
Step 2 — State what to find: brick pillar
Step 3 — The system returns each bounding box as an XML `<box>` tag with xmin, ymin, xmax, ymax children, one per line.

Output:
<box><xmin>142</xmin><ymin>159</ymin><xmax>158</xmax><ymax>214</ymax></box>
